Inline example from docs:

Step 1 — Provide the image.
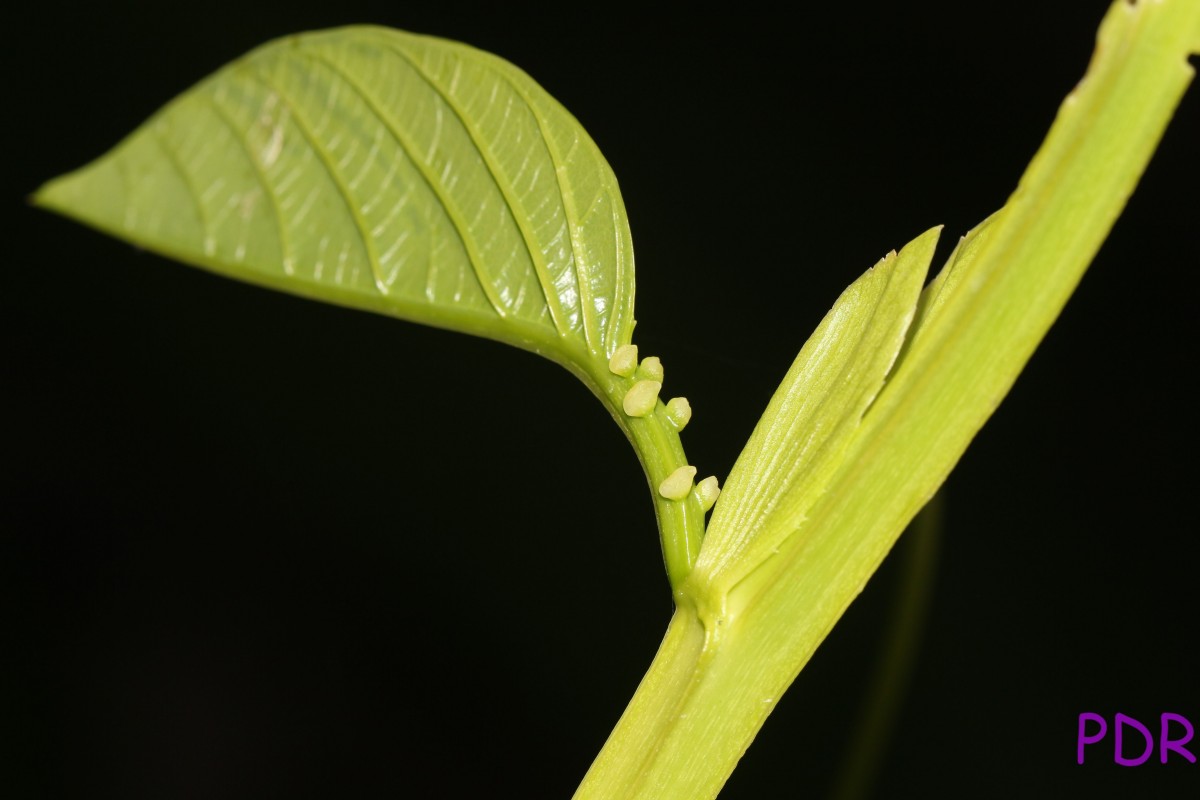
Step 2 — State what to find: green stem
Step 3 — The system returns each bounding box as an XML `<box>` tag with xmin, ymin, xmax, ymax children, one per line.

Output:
<box><xmin>579</xmin><ymin>359</ymin><xmax>707</xmax><ymax>594</ymax></box>
<box><xmin>573</xmin><ymin>605</ymin><xmax>709</xmax><ymax>799</ymax></box>
<box><xmin>575</xmin><ymin>3</ymin><xmax>1198</xmax><ymax>798</ymax></box>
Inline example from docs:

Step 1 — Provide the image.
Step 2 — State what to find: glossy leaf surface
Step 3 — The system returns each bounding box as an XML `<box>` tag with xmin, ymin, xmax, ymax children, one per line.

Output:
<box><xmin>35</xmin><ymin>27</ymin><xmax>636</xmax><ymax>370</ymax></box>
<box><xmin>35</xmin><ymin>22</ymin><xmax>708</xmax><ymax>599</ymax></box>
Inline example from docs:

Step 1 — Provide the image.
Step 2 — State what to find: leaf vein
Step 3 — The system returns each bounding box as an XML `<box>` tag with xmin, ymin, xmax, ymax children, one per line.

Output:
<box><xmin>203</xmin><ymin>91</ymin><xmax>293</xmax><ymax>274</ymax></box>
<box><xmin>379</xmin><ymin>41</ymin><xmax>576</xmax><ymax>339</ymax></box>
<box><xmin>252</xmin><ymin>67</ymin><xmax>388</xmax><ymax>295</ymax></box>
<box><xmin>606</xmin><ymin>191</ymin><xmax>629</xmax><ymax>349</ymax></box>
<box><xmin>148</xmin><ymin>122</ymin><xmax>211</xmax><ymax>253</ymax></box>
<box><xmin>490</xmin><ymin>67</ymin><xmax>604</xmax><ymax>353</ymax></box>
<box><xmin>300</xmin><ymin>48</ymin><xmax>508</xmax><ymax>316</ymax></box>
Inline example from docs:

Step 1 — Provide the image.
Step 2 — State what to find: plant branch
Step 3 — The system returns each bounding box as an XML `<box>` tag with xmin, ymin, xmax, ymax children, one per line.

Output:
<box><xmin>575</xmin><ymin>2</ymin><xmax>1199</xmax><ymax>797</ymax></box>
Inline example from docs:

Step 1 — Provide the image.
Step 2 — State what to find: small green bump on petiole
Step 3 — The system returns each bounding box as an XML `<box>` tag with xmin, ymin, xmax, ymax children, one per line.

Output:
<box><xmin>623</xmin><ymin>380</ymin><xmax>662</xmax><ymax>417</ymax></box>
<box><xmin>608</xmin><ymin>344</ymin><xmax>638</xmax><ymax>377</ymax></box>
<box><xmin>639</xmin><ymin>356</ymin><xmax>664</xmax><ymax>382</ymax></box>
<box><xmin>666</xmin><ymin>397</ymin><xmax>692</xmax><ymax>430</ymax></box>
<box><xmin>695</xmin><ymin>475</ymin><xmax>721</xmax><ymax>512</ymax></box>
<box><xmin>659</xmin><ymin>465</ymin><xmax>698</xmax><ymax>501</ymax></box>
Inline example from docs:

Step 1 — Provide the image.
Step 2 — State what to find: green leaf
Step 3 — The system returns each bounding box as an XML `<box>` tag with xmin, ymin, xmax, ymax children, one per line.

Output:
<box><xmin>34</xmin><ymin>24</ymin><xmax>709</xmax><ymax>596</ymax></box>
<box><xmin>34</xmin><ymin>26</ymin><xmax>636</xmax><ymax>373</ymax></box>
<box><xmin>693</xmin><ymin>226</ymin><xmax>940</xmax><ymax>598</ymax></box>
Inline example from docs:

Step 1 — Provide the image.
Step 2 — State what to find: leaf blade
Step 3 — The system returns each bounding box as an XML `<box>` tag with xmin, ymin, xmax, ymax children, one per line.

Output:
<box><xmin>34</xmin><ymin>26</ymin><xmax>636</xmax><ymax>369</ymax></box>
<box><xmin>693</xmin><ymin>226</ymin><xmax>940</xmax><ymax>596</ymax></box>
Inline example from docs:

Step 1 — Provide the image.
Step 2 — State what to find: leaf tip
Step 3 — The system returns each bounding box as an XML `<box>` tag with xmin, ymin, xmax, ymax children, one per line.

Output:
<box><xmin>894</xmin><ymin>225</ymin><xmax>944</xmax><ymax>274</ymax></box>
<box><xmin>29</xmin><ymin>158</ymin><xmax>124</xmax><ymax>237</ymax></box>
<box><xmin>29</xmin><ymin>174</ymin><xmax>67</xmax><ymax>212</ymax></box>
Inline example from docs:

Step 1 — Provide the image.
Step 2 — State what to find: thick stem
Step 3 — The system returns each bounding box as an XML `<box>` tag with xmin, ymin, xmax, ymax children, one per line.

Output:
<box><xmin>575</xmin><ymin>2</ymin><xmax>1199</xmax><ymax>797</ymax></box>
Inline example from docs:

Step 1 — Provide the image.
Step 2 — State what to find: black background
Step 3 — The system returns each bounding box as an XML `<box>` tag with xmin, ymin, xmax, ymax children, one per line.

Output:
<box><xmin>5</xmin><ymin>1</ymin><xmax>1198</xmax><ymax>797</ymax></box>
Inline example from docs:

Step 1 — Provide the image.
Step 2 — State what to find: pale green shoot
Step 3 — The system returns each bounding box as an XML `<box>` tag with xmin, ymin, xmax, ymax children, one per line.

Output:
<box><xmin>34</xmin><ymin>1</ymin><xmax>1200</xmax><ymax>797</ymax></box>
